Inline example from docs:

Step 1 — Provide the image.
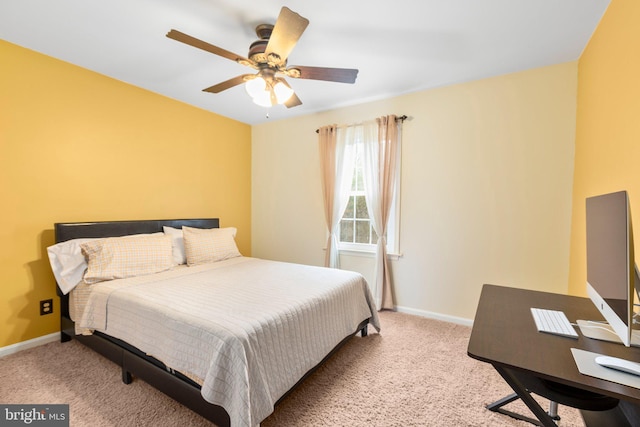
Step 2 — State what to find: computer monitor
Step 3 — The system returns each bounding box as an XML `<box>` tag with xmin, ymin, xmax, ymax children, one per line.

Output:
<box><xmin>585</xmin><ymin>190</ymin><xmax>637</xmax><ymax>347</ymax></box>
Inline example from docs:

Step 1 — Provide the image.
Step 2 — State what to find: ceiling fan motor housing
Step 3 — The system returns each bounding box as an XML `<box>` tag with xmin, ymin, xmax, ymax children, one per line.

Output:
<box><xmin>249</xmin><ymin>24</ymin><xmax>284</xmax><ymax>67</ymax></box>
<box><xmin>248</xmin><ymin>40</ymin><xmax>268</xmax><ymax>62</ymax></box>
<box><xmin>248</xmin><ymin>24</ymin><xmax>273</xmax><ymax>62</ymax></box>
<box><xmin>255</xmin><ymin>24</ymin><xmax>273</xmax><ymax>40</ymax></box>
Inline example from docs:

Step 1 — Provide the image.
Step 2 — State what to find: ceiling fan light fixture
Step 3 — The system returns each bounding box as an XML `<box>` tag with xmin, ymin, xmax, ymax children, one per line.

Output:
<box><xmin>273</xmin><ymin>81</ymin><xmax>294</xmax><ymax>104</ymax></box>
<box><xmin>251</xmin><ymin>89</ymin><xmax>273</xmax><ymax>107</ymax></box>
<box><xmin>245</xmin><ymin>76</ymin><xmax>267</xmax><ymax>98</ymax></box>
<box><xmin>245</xmin><ymin>75</ymin><xmax>294</xmax><ymax>107</ymax></box>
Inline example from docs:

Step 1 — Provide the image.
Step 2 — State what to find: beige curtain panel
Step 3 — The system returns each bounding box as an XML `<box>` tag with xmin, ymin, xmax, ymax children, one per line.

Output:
<box><xmin>318</xmin><ymin>124</ymin><xmax>357</xmax><ymax>269</ymax></box>
<box><xmin>373</xmin><ymin>115</ymin><xmax>399</xmax><ymax>310</ymax></box>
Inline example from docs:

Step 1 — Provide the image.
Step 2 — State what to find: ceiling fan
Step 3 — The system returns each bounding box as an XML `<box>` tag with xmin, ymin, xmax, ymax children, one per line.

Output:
<box><xmin>166</xmin><ymin>6</ymin><xmax>358</xmax><ymax>108</ymax></box>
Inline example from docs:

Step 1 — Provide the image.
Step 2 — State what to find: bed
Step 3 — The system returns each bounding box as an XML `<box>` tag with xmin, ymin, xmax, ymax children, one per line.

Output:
<box><xmin>50</xmin><ymin>218</ymin><xmax>379</xmax><ymax>427</ymax></box>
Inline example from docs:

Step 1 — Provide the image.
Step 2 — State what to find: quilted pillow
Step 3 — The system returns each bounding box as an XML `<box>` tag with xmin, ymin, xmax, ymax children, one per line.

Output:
<box><xmin>182</xmin><ymin>226</ymin><xmax>241</xmax><ymax>266</ymax></box>
<box><xmin>81</xmin><ymin>233</ymin><xmax>173</xmax><ymax>284</ymax></box>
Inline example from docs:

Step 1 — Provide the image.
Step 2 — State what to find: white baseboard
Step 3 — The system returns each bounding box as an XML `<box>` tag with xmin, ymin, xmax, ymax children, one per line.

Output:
<box><xmin>395</xmin><ymin>305</ymin><xmax>474</xmax><ymax>327</ymax></box>
<box><xmin>0</xmin><ymin>332</ymin><xmax>59</xmax><ymax>358</ymax></box>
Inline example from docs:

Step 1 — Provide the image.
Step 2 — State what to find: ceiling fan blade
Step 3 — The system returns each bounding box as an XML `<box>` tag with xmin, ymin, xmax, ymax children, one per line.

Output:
<box><xmin>167</xmin><ymin>29</ymin><xmax>255</xmax><ymax>67</ymax></box>
<box><xmin>265</xmin><ymin>7</ymin><xmax>309</xmax><ymax>64</ymax></box>
<box><xmin>203</xmin><ymin>75</ymin><xmax>252</xmax><ymax>93</ymax></box>
<box><xmin>287</xmin><ymin>66</ymin><xmax>358</xmax><ymax>84</ymax></box>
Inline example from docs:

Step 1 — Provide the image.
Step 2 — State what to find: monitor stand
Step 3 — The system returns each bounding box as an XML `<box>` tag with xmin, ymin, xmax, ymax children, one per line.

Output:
<box><xmin>578</xmin><ymin>264</ymin><xmax>640</xmax><ymax>347</ymax></box>
<box><xmin>577</xmin><ymin>320</ymin><xmax>640</xmax><ymax>347</ymax></box>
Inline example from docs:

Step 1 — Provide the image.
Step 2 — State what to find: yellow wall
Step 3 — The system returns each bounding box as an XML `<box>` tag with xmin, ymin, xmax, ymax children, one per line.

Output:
<box><xmin>0</xmin><ymin>40</ymin><xmax>252</xmax><ymax>348</ymax></box>
<box><xmin>568</xmin><ymin>0</ymin><xmax>640</xmax><ymax>295</ymax></box>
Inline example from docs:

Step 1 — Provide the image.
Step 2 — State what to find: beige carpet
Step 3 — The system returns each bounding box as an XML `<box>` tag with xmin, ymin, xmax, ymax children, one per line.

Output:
<box><xmin>0</xmin><ymin>311</ymin><xmax>584</xmax><ymax>426</ymax></box>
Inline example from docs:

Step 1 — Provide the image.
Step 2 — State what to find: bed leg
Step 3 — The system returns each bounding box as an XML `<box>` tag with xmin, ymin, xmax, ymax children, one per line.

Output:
<box><xmin>60</xmin><ymin>331</ymin><xmax>72</xmax><ymax>343</ymax></box>
<box><xmin>360</xmin><ymin>324</ymin><xmax>368</xmax><ymax>337</ymax></box>
<box><xmin>122</xmin><ymin>369</ymin><xmax>132</xmax><ymax>385</ymax></box>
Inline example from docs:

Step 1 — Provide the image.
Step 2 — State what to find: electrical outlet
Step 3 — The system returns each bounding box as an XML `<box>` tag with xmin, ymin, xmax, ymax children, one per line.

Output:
<box><xmin>40</xmin><ymin>299</ymin><xmax>53</xmax><ymax>316</ymax></box>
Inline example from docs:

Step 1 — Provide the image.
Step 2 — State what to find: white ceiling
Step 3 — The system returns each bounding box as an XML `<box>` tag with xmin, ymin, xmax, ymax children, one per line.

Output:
<box><xmin>0</xmin><ymin>0</ymin><xmax>610</xmax><ymax>125</ymax></box>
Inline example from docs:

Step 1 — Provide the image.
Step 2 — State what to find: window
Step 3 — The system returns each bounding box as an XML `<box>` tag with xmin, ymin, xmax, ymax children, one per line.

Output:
<box><xmin>340</xmin><ymin>151</ymin><xmax>378</xmax><ymax>247</ymax></box>
<box><xmin>338</xmin><ymin>143</ymin><xmax>401</xmax><ymax>255</ymax></box>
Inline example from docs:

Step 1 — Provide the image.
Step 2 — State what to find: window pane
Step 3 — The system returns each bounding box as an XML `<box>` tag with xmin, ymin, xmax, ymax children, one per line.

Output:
<box><xmin>355</xmin><ymin>220</ymin><xmax>371</xmax><ymax>244</ymax></box>
<box><xmin>340</xmin><ymin>220</ymin><xmax>354</xmax><ymax>242</ymax></box>
<box><xmin>343</xmin><ymin>196</ymin><xmax>355</xmax><ymax>219</ymax></box>
<box><xmin>355</xmin><ymin>195</ymin><xmax>369</xmax><ymax>219</ymax></box>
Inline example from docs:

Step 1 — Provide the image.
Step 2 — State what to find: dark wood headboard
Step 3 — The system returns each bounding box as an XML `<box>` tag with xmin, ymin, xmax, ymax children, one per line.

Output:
<box><xmin>55</xmin><ymin>218</ymin><xmax>219</xmax><ymax>243</ymax></box>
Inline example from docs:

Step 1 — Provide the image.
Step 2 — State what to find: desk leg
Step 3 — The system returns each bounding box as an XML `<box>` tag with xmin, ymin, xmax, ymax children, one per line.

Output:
<box><xmin>487</xmin><ymin>393</ymin><xmax>544</xmax><ymax>426</ymax></box>
<box><xmin>489</xmin><ymin>365</ymin><xmax>559</xmax><ymax>427</ymax></box>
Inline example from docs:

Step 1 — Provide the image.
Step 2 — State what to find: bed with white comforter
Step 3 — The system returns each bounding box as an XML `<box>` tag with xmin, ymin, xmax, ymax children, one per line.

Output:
<box><xmin>51</xmin><ymin>219</ymin><xmax>379</xmax><ymax>427</ymax></box>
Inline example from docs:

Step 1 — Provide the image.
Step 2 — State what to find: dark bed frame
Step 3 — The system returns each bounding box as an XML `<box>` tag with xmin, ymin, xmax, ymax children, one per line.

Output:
<box><xmin>54</xmin><ymin>218</ymin><xmax>369</xmax><ymax>427</ymax></box>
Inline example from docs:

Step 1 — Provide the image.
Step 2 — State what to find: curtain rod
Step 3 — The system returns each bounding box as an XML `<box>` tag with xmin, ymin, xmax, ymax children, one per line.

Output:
<box><xmin>315</xmin><ymin>115</ymin><xmax>407</xmax><ymax>133</ymax></box>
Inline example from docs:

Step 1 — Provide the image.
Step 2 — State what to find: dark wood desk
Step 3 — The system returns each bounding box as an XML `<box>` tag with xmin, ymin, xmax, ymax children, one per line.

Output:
<box><xmin>468</xmin><ymin>284</ymin><xmax>640</xmax><ymax>427</ymax></box>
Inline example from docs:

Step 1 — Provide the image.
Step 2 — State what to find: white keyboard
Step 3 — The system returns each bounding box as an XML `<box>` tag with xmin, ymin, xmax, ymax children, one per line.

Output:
<box><xmin>531</xmin><ymin>308</ymin><xmax>579</xmax><ymax>339</ymax></box>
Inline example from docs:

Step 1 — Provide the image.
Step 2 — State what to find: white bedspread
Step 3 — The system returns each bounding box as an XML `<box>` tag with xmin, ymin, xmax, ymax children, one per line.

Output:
<box><xmin>72</xmin><ymin>257</ymin><xmax>380</xmax><ymax>427</ymax></box>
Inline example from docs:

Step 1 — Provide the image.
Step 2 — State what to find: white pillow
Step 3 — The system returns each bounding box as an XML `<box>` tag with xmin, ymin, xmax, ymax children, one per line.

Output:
<box><xmin>47</xmin><ymin>238</ymin><xmax>97</xmax><ymax>295</ymax></box>
<box><xmin>163</xmin><ymin>226</ymin><xmax>187</xmax><ymax>265</ymax></box>
<box><xmin>183</xmin><ymin>226</ymin><xmax>241</xmax><ymax>266</ymax></box>
<box><xmin>81</xmin><ymin>233</ymin><xmax>173</xmax><ymax>284</ymax></box>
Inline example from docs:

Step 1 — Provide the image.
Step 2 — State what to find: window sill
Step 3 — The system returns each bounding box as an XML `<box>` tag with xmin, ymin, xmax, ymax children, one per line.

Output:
<box><xmin>324</xmin><ymin>247</ymin><xmax>403</xmax><ymax>260</ymax></box>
